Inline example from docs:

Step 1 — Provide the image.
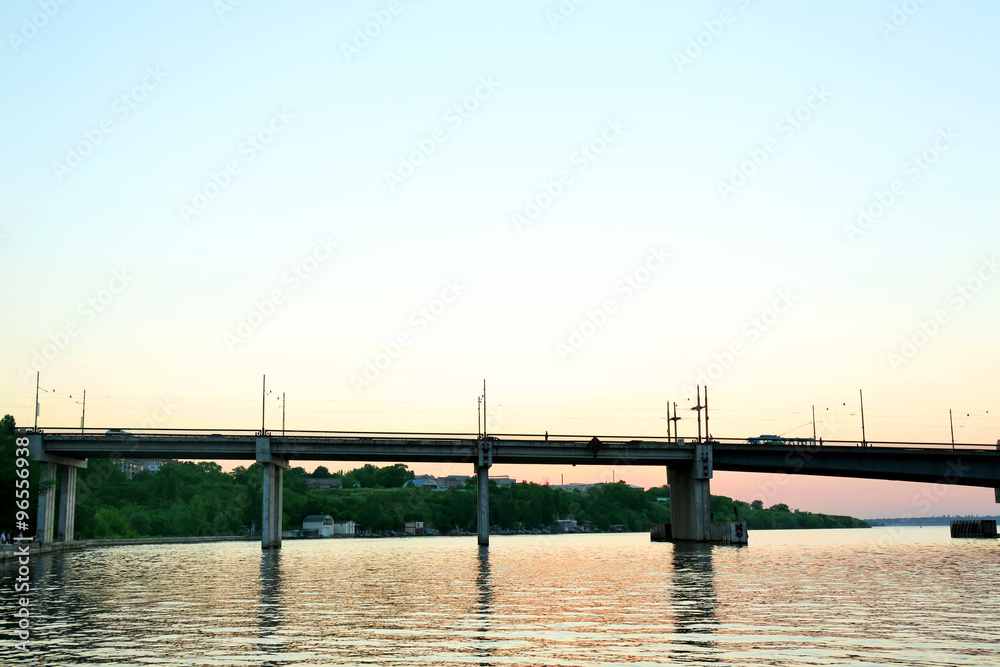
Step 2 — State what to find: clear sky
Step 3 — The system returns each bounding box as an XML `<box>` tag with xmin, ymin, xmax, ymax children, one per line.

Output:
<box><xmin>2</xmin><ymin>1</ymin><xmax>998</xmax><ymax>518</ymax></box>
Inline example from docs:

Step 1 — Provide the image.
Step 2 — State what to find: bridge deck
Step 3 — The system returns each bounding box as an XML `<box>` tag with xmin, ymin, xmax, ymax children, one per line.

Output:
<box><xmin>30</xmin><ymin>431</ymin><xmax>1000</xmax><ymax>488</ymax></box>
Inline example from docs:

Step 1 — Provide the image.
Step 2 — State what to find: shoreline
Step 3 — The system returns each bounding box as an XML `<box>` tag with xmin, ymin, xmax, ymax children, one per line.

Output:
<box><xmin>0</xmin><ymin>535</ymin><xmax>254</xmax><ymax>562</ymax></box>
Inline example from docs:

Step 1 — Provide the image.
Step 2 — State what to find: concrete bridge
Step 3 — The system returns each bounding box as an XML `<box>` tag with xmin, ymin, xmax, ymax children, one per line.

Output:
<box><xmin>26</xmin><ymin>430</ymin><xmax>1000</xmax><ymax>548</ymax></box>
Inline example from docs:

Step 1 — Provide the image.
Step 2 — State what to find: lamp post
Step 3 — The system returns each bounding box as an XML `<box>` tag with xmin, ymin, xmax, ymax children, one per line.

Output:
<box><xmin>75</xmin><ymin>390</ymin><xmax>86</xmax><ymax>433</ymax></box>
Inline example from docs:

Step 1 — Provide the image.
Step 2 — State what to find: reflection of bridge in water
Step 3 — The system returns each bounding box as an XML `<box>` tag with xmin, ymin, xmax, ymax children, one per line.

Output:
<box><xmin>27</xmin><ymin>429</ymin><xmax>1000</xmax><ymax>548</ymax></box>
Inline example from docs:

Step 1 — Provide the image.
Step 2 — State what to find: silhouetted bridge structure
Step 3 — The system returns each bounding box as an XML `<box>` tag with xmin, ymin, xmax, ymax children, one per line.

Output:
<box><xmin>27</xmin><ymin>430</ymin><xmax>1000</xmax><ymax>548</ymax></box>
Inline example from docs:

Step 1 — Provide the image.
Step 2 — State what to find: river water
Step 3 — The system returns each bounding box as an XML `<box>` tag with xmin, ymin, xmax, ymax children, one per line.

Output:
<box><xmin>2</xmin><ymin>527</ymin><xmax>998</xmax><ymax>666</ymax></box>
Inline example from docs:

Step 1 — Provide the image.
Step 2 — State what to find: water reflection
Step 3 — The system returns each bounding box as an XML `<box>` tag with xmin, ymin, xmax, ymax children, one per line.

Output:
<box><xmin>475</xmin><ymin>545</ymin><xmax>493</xmax><ymax>666</ymax></box>
<box><xmin>258</xmin><ymin>549</ymin><xmax>282</xmax><ymax>633</ymax></box>
<box><xmin>670</xmin><ymin>542</ymin><xmax>720</xmax><ymax>663</ymax></box>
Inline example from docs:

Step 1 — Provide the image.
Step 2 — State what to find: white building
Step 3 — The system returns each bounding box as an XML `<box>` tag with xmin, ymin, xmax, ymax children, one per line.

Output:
<box><xmin>333</xmin><ymin>520</ymin><xmax>356</xmax><ymax>536</ymax></box>
<box><xmin>302</xmin><ymin>514</ymin><xmax>334</xmax><ymax>537</ymax></box>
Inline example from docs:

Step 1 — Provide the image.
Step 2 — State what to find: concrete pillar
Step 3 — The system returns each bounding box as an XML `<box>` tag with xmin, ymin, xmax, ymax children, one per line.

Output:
<box><xmin>37</xmin><ymin>462</ymin><xmax>57</xmax><ymax>544</ymax></box>
<box><xmin>262</xmin><ymin>463</ymin><xmax>284</xmax><ymax>549</ymax></box>
<box><xmin>26</xmin><ymin>434</ymin><xmax>87</xmax><ymax>545</ymax></box>
<box><xmin>256</xmin><ymin>436</ymin><xmax>288</xmax><ymax>550</ymax></box>
<box><xmin>58</xmin><ymin>466</ymin><xmax>77</xmax><ymax>542</ymax></box>
<box><xmin>476</xmin><ymin>437</ymin><xmax>492</xmax><ymax>546</ymax></box>
<box><xmin>476</xmin><ymin>464</ymin><xmax>489</xmax><ymax>546</ymax></box>
<box><xmin>668</xmin><ymin>442</ymin><xmax>713</xmax><ymax>542</ymax></box>
<box><xmin>995</xmin><ymin>488</ymin><xmax>999</xmax><ymax>504</ymax></box>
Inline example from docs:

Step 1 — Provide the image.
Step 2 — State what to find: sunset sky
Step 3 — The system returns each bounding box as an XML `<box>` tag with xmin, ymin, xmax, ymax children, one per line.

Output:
<box><xmin>2</xmin><ymin>1</ymin><xmax>998</xmax><ymax>518</ymax></box>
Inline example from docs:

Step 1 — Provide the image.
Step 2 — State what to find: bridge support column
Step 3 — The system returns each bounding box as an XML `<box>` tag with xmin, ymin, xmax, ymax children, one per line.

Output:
<box><xmin>257</xmin><ymin>436</ymin><xmax>288</xmax><ymax>550</ymax></box>
<box><xmin>28</xmin><ymin>434</ymin><xmax>87</xmax><ymax>544</ymax></box>
<box><xmin>476</xmin><ymin>438</ymin><xmax>493</xmax><ymax>546</ymax></box>
<box><xmin>37</xmin><ymin>462</ymin><xmax>57</xmax><ymax>545</ymax></box>
<box><xmin>58</xmin><ymin>466</ymin><xmax>78</xmax><ymax>542</ymax></box>
<box><xmin>668</xmin><ymin>442</ymin><xmax>713</xmax><ymax>542</ymax></box>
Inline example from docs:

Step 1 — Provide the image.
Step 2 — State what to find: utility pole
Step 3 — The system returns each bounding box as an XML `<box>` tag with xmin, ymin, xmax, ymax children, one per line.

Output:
<box><xmin>261</xmin><ymin>374</ymin><xmax>266</xmax><ymax>434</ymax></box>
<box><xmin>482</xmin><ymin>379</ymin><xmax>487</xmax><ymax>438</ymax></box>
<box><xmin>690</xmin><ymin>385</ymin><xmax>704</xmax><ymax>442</ymax></box>
<box><xmin>812</xmin><ymin>405</ymin><xmax>816</xmax><ymax>442</ymax></box>
<box><xmin>704</xmin><ymin>386</ymin><xmax>710</xmax><ymax>441</ymax></box>
<box><xmin>477</xmin><ymin>396</ymin><xmax>482</xmax><ymax>438</ymax></box>
<box><xmin>671</xmin><ymin>402</ymin><xmax>680</xmax><ymax>442</ymax></box>
<box><xmin>666</xmin><ymin>401</ymin><xmax>671</xmax><ymax>441</ymax></box>
<box><xmin>80</xmin><ymin>389</ymin><xmax>86</xmax><ymax>433</ymax></box>
<box><xmin>859</xmin><ymin>389</ymin><xmax>867</xmax><ymax>448</ymax></box>
<box><xmin>34</xmin><ymin>371</ymin><xmax>40</xmax><ymax>431</ymax></box>
<box><xmin>949</xmin><ymin>409</ymin><xmax>955</xmax><ymax>449</ymax></box>
<box><xmin>282</xmin><ymin>392</ymin><xmax>286</xmax><ymax>438</ymax></box>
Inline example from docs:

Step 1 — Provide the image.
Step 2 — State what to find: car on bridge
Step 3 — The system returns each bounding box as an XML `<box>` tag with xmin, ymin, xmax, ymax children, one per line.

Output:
<box><xmin>105</xmin><ymin>429</ymin><xmax>134</xmax><ymax>437</ymax></box>
<box><xmin>746</xmin><ymin>435</ymin><xmax>818</xmax><ymax>446</ymax></box>
<box><xmin>747</xmin><ymin>434</ymin><xmax>784</xmax><ymax>445</ymax></box>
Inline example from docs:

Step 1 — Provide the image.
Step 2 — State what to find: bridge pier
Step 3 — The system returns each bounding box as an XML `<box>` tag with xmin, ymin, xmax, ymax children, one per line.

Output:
<box><xmin>28</xmin><ymin>434</ymin><xmax>87</xmax><ymax>544</ymax></box>
<box><xmin>37</xmin><ymin>462</ymin><xmax>57</xmax><ymax>544</ymax></box>
<box><xmin>668</xmin><ymin>442</ymin><xmax>713</xmax><ymax>542</ymax></box>
<box><xmin>257</xmin><ymin>436</ymin><xmax>288</xmax><ymax>549</ymax></box>
<box><xmin>476</xmin><ymin>438</ymin><xmax>493</xmax><ymax>546</ymax></box>
<box><xmin>58</xmin><ymin>465</ymin><xmax>78</xmax><ymax>542</ymax></box>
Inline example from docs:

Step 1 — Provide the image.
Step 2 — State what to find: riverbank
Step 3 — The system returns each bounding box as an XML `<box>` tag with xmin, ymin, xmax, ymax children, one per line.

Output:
<box><xmin>0</xmin><ymin>535</ymin><xmax>254</xmax><ymax>562</ymax></box>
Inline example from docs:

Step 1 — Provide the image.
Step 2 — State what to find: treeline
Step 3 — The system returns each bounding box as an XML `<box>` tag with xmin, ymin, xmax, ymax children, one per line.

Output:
<box><xmin>0</xmin><ymin>422</ymin><xmax>868</xmax><ymax>539</ymax></box>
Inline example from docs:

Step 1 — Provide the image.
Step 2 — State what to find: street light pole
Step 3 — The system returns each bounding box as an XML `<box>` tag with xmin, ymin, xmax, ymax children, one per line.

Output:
<box><xmin>859</xmin><ymin>389</ymin><xmax>867</xmax><ymax>448</ymax></box>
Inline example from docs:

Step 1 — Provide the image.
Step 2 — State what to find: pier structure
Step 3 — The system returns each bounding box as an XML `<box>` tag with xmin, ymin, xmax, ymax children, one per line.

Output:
<box><xmin>27</xmin><ymin>436</ymin><xmax>86</xmax><ymax>544</ymax></box>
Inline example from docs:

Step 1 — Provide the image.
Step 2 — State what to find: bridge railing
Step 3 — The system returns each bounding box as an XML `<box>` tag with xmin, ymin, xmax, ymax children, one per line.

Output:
<box><xmin>26</xmin><ymin>428</ymin><xmax>999</xmax><ymax>451</ymax></box>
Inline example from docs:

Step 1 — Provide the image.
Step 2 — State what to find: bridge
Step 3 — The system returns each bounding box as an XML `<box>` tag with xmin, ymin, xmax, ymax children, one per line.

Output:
<box><xmin>26</xmin><ymin>430</ymin><xmax>1000</xmax><ymax>548</ymax></box>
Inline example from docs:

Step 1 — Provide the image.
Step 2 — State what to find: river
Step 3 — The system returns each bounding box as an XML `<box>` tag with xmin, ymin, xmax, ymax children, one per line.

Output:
<box><xmin>2</xmin><ymin>527</ymin><xmax>998</xmax><ymax>665</ymax></box>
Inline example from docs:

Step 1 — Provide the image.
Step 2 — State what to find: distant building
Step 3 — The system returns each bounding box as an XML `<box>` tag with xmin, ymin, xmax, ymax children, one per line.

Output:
<box><xmin>118</xmin><ymin>459</ymin><xmax>177</xmax><ymax>478</ymax></box>
<box><xmin>489</xmin><ymin>475</ymin><xmax>516</xmax><ymax>486</ymax></box>
<box><xmin>302</xmin><ymin>514</ymin><xmax>334</xmax><ymax>537</ymax></box>
<box><xmin>407</xmin><ymin>474</ymin><xmax>443</xmax><ymax>490</ymax></box>
<box><xmin>556</xmin><ymin>519</ymin><xmax>578</xmax><ymax>533</ymax></box>
<box><xmin>333</xmin><ymin>520</ymin><xmax>356</xmax><ymax>536</ymax></box>
<box><xmin>439</xmin><ymin>475</ymin><xmax>471</xmax><ymax>489</ymax></box>
<box><xmin>404</xmin><ymin>521</ymin><xmax>425</xmax><ymax>535</ymax></box>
